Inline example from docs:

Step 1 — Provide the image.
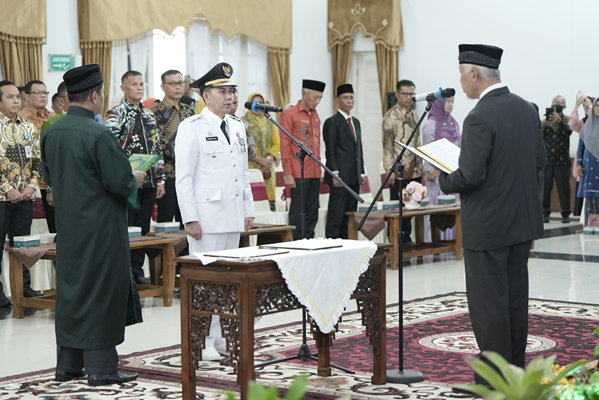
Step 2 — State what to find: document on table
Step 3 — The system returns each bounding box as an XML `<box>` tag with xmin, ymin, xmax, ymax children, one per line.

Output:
<box><xmin>260</xmin><ymin>239</ymin><xmax>343</xmax><ymax>251</ymax></box>
<box><xmin>202</xmin><ymin>247</ymin><xmax>289</xmax><ymax>259</ymax></box>
<box><xmin>394</xmin><ymin>138</ymin><xmax>459</xmax><ymax>173</ymax></box>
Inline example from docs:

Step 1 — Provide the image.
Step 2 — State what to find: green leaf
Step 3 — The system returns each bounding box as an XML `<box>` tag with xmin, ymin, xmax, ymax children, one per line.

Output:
<box><xmin>594</xmin><ymin>343</ymin><xmax>599</xmax><ymax>358</ymax></box>
<box><xmin>467</xmin><ymin>357</ymin><xmax>516</xmax><ymax>397</ymax></box>
<box><xmin>484</xmin><ymin>352</ymin><xmax>511</xmax><ymax>370</ymax></box>
<box><xmin>224</xmin><ymin>391</ymin><xmax>237</xmax><ymax>400</ymax></box>
<box><xmin>549</xmin><ymin>361</ymin><xmax>586</xmax><ymax>386</ymax></box>
<box><xmin>264</xmin><ymin>386</ymin><xmax>278</xmax><ymax>400</ymax></box>
<box><xmin>451</xmin><ymin>384</ymin><xmax>498</xmax><ymax>398</ymax></box>
<box><xmin>592</xmin><ymin>326</ymin><xmax>599</xmax><ymax>337</ymax></box>
<box><xmin>247</xmin><ymin>381</ymin><xmax>266</xmax><ymax>400</ymax></box>
<box><xmin>501</xmin><ymin>364</ymin><xmax>525</xmax><ymax>395</ymax></box>
<box><xmin>284</xmin><ymin>374</ymin><xmax>309</xmax><ymax>400</ymax></box>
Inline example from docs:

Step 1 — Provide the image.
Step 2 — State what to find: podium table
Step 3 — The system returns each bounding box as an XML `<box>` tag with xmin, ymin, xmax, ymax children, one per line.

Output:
<box><xmin>177</xmin><ymin>243</ymin><xmax>390</xmax><ymax>400</ymax></box>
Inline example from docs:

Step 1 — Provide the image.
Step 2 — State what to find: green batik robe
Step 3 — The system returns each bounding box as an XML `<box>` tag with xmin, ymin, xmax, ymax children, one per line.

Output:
<box><xmin>41</xmin><ymin>106</ymin><xmax>142</xmax><ymax>350</ymax></box>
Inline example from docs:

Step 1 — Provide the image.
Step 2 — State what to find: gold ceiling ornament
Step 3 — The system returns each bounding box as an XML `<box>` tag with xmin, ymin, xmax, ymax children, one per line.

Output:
<box><xmin>328</xmin><ymin>0</ymin><xmax>403</xmax><ymax>50</ymax></box>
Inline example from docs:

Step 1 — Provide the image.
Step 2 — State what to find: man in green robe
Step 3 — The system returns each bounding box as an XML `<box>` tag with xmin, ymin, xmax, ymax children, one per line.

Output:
<box><xmin>42</xmin><ymin>65</ymin><xmax>145</xmax><ymax>386</ymax></box>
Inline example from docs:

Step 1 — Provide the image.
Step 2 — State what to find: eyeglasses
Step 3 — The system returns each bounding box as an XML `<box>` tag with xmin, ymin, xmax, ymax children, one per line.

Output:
<box><xmin>399</xmin><ymin>92</ymin><xmax>415</xmax><ymax>97</ymax></box>
<box><xmin>165</xmin><ymin>81</ymin><xmax>185</xmax><ymax>87</ymax></box>
<box><xmin>30</xmin><ymin>91</ymin><xmax>49</xmax><ymax>95</ymax></box>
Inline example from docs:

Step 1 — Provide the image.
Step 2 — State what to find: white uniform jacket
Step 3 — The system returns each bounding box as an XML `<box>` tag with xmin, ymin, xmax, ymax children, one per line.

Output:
<box><xmin>175</xmin><ymin>107</ymin><xmax>255</xmax><ymax>233</ymax></box>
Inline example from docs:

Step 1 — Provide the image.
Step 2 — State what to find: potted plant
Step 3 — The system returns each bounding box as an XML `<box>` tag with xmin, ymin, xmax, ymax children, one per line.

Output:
<box><xmin>403</xmin><ymin>181</ymin><xmax>426</xmax><ymax>209</ymax></box>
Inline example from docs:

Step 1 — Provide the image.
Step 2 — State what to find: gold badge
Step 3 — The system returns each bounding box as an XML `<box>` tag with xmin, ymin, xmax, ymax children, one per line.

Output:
<box><xmin>222</xmin><ymin>65</ymin><xmax>232</xmax><ymax>77</ymax></box>
<box><xmin>236</xmin><ymin>132</ymin><xmax>240</xmax><ymax>137</ymax></box>
<box><xmin>208</xmin><ymin>132</ymin><xmax>212</xmax><ymax>136</ymax></box>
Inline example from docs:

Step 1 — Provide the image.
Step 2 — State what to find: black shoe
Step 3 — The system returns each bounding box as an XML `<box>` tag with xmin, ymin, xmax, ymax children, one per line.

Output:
<box><xmin>543</xmin><ymin>216</ymin><xmax>550</xmax><ymax>223</ymax></box>
<box><xmin>452</xmin><ymin>380</ymin><xmax>491</xmax><ymax>394</ymax></box>
<box><xmin>135</xmin><ymin>277</ymin><xmax>151</xmax><ymax>285</ymax></box>
<box><xmin>23</xmin><ymin>285</ymin><xmax>39</xmax><ymax>298</ymax></box>
<box><xmin>0</xmin><ymin>291</ymin><xmax>11</xmax><ymax>308</ymax></box>
<box><xmin>88</xmin><ymin>371</ymin><xmax>138</xmax><ymax>386</ymax></box>
<box><xmin>562</xmin><ymin>216</ymin><xmax>570</xmax><ymax>223</ymax></box>
<box><xmin>404</xmin><ymin>238</ymin><xmax>415</xmax><ymax>246</ymax></box>
<box><xmin>55</xmin><ymin>370</ymin><xmax>85</xmax><ymax>382</ymax></box>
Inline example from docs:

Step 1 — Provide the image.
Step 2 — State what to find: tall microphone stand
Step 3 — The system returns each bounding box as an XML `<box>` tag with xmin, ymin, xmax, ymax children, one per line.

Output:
<box><xmin>255</xmin><ymin>110</ymin><xmax>363</xmax><ymax>373</ymax></box>
<box><xmin>357</xmin><ymin>98</ymin><xmax>436</xmax><ymax>384</ymax></box>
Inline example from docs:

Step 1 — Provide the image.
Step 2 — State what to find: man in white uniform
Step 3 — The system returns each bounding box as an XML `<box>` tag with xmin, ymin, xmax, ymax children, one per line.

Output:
<box><xmin>175</xmin><ymin>62</ymin><xmax>255</xmax><ymax>360</ymax></box>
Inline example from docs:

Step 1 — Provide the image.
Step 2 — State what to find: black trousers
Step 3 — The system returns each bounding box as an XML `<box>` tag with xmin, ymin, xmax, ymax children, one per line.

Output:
<box><xmin>542</xmin><ymin>165</ymin><xmax>571</xmax><ymax>218</ymax></box>
<box><xmin>128</xmin><ymin>188</ymin><xmax>156</xmax><ymax>279</ymax></box>
<box><xmin>0</xmin><ymin>201</ymin><xmax>33</xmax><ymax>292</ymax></box>
<box><xmin>40</xmin><ymin>189</ymin><xmax>56</xmax><ymax>233</ymax></box>
<box><xmin>289</xmin><ymin>178</ymin><xmax>320</xmax><ymax>240</ymax></box>
<box><xmin>57</xmin><ymin>345</ymin><xmax>118</xmax><ymax>375</ymax></box>
<box><xmin>464</xmin><ymin>240</ymin><xmax>531</xmax><ymax>383</ymax></box>
<box><xmin>325</xmin><ymin>183</ymin><xmax>359</xmax><ymax>239</ymax></box>
<box><xmin>156</xmin><ymin>180</ymin><xmax>183</xmax><ymax>227</ymax></box>
<box><xmin>389</xmin><ymin>176</ymin><xmax>421</xmax><ymax>241</ymax></box>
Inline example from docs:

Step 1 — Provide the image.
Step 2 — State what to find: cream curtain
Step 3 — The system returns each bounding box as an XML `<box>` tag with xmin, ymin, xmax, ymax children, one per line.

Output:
<box><xmin>375</xmin><ymin>41</ymin><xmax>398</xmax><ymax>115</ymax></box>
<box><xmin>81</xmin><ymin>41</ymin><xmax>112</xmax><ymax>119</ymax></box>
<box><xmin>267</xmin><ymin>48</ymin><xmax>290</xmax><ymax>112</ymax></box>
<box><xmin>0</xmin><ymin>34</ymin><xmax>44</xmax><ymax>86</ymax></box>
<box><xmin>330</xmin><ymin>38</ymin><xmax>353</xmax><ymax>112</ymax></box>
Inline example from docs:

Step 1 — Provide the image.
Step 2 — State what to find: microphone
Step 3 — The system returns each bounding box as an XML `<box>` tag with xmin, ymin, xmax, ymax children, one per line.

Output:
<box><xmin>411</xmin><ymin>88</ymin><xmax>456</xmax><ymax>103</ymax></box>
<box><xmin>244</xmin><ymin>101</ymin><xmax>283</xmax><ymax>113</ymax></box>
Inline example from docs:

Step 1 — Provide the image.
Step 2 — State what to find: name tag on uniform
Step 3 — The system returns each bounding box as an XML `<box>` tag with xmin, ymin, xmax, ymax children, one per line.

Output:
<box><xmin>206</xmin><ymin>137</ymin><xmax>218</xmax><ymax>141</ymax></box>
<box><xmin>24</xmin><ymin>146</ymin><xmax>32</xmax><ymax>158</ymax></box>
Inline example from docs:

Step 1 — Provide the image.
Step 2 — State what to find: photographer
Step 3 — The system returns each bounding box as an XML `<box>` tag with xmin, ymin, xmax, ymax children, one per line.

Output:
<box><xmin>542</xmin><ymin>95</ymin><xmax>572</xmax><ymax>223</ymax></box>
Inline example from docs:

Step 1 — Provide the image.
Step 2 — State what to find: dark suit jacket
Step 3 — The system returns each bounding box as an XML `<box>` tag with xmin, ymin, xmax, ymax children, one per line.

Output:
<box><xmin>323</xmin><ymin>112</ymin><xmax>365</xmax><ymax>185</ymax></box>
<box><xmin>439</xmin><ymin>87</ymin><xmax>546</xmax><ymax>251</ymax></box>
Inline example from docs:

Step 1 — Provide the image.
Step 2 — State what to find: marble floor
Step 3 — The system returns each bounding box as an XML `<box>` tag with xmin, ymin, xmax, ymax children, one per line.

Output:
<box><xmin>0</xmin><ymin>213</ymin><xmax>593</xmax><ymax>379</ymax></box>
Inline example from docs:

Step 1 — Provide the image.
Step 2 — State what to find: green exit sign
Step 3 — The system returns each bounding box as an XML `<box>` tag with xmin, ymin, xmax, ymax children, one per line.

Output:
<box><xmin>49</xmin><ymin>54</ymin><xmax>72</xmax><ymax>71</ymax></box>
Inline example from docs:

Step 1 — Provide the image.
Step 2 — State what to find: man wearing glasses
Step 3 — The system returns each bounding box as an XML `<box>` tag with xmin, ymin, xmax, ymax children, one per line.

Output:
<box><xmin>19</xmin><ymin>80</ymin><xmax>56</xmax><ymax>132</ymax></box>
<box><xmin>150</xmin><ymin>70</ymin><xmax>194</xmax><ymax>228</ymax></box>
<box><xmin>382</xmin><ymin>79</ymin><xmax>423</xmax><ymax>246</ymax></box>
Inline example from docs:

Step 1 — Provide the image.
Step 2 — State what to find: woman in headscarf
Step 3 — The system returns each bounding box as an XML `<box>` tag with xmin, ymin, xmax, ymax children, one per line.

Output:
<box><xmin>242</xmin><ymin>92</ymin><xmax>281</xmax><ymax>211</ymax></box>
<box><xmin>576</xmin><ymin>99</ymin><xmax>599</xmax><ymax>226</ymax></box>
<box><xmin>422</xmin><ymin>96</ymin><xmax>461</xmax><ymax>241</ymax></box>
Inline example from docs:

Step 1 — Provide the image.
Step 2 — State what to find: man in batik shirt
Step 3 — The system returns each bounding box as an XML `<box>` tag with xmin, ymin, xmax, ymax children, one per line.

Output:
<box><xmin>105</xmin><ymin>70</ymin><xmax>165</xmax><ymax>284</ymax></box>
<box><xmin>382</xmin><ymin>79</ymin><xmax>423</xmax><ymax>245</ymax></box>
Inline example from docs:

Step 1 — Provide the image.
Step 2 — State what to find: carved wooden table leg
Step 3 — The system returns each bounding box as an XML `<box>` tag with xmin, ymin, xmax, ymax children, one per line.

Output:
<box><xmin>388</xmin><ymin>218</ymin><xmax>399</xmax><ymax>270</ymax></box>
<box><xmin>315</xmin><ymin>328</ymin><xmax>331</xmax><ymax>376</ymax></box>
<box><xmin>238</xmin><ymin>274</ymin><xmax>255</xmax><ymax>399</ymax></box>
<box><xmin>347</xmin><ymin>214</ymin><xmax>358</xmax><ymax>240</ymax></box>
<box><xmin>180</xmin><ymin>269</ymin><xmax>196</xmax><ymax>400</ymax></box>
<box><xmin>9</xmin><ymin>253</ymin><xmax>24</xmax><ymax>319</ymax></box>
<box><xmin>454</xmin><ymin>210</ymin><xmax>463</xmax><ymax>261</ymax></box>
<box><xmin>161</xmin><ymin>244</ymin><xmax>175</xmax><ymax>307</ymax></box>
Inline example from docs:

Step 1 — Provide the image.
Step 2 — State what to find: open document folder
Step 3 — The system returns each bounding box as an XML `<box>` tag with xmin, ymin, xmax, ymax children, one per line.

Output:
<box><xmin>394</xmin><ymin>138</ymin><xmax>460</xmax><ymax>173</ymax></box>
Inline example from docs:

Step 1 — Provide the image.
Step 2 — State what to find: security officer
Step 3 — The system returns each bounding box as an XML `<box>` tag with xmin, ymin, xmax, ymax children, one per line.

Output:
<box><xmin>175</xmin><ymin>62</ymin><xmax>255</xmax><ymax>361</ymax></box>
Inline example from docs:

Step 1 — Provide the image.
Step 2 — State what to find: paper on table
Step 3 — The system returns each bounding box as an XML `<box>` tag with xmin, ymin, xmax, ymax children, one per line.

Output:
<box><xmin>260</xmin><ymin>238</ymin><xmax>343</xmax><ymax>251</ymax></box>
<box><xmin>394</xmin><ymin>140</ymin><xmax>453</xmax><ymax>174</ymax></box>
<box><xmin>202</xmin><ymin>247</ymin><xmax>289</xmax><ymax>259</ymax></box>
<box><xmin>418</xmin><ymin>138</ymin><xmax>460</xmax><ymax>172</ymax></box>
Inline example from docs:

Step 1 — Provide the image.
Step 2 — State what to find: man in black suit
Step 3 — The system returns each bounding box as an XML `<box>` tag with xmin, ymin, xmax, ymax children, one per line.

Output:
<box><xmin>323</xmin><ymin>84</ymin><xmax>365</xmax><ymax>238</ymax></box>
<box><xmin>435</xmin><ymin>45</ymin><xmax>545</xmax><ymax>385</ymax></box>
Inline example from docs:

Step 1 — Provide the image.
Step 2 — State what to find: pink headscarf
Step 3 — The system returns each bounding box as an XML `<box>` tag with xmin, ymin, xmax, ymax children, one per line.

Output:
<box><xmin>428</xmin><ymin>98</ymin><xmax>459</xmax><ymax>143</ymax></box>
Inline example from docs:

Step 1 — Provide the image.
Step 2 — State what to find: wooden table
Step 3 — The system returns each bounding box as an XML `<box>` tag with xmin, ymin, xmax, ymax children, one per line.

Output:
<box><xmin>7</xmin><ymin>236</ymin><xmax>179</xmax><ymax>319</ymax></box>
<box><xmin>348</xmin><ymin>204</ymin><xmax>462</xmax><ymax>270</ymax></box>
<box><xmin>177</xmin><ymin>244</ymin><xmax>390</xmax><ymax>400</ymax></box>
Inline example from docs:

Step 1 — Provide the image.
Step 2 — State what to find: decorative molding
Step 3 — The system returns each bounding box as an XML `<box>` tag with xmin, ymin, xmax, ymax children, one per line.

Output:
<box><xmin>350</xmin><ymin>3</ymin><xmax>366</xmax><ymax>16</ymax></box>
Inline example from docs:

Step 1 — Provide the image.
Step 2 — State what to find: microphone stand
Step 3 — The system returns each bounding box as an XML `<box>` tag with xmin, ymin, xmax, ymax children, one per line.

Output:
<box><xmin>255</xmin><ymin>110</ymin><xmax>363</xmax><ymax>373</ymax></box>
<box><xmin>357</xmin><ymin>98</ymin><xmax>436</xmax><ymax>384</ymax></box>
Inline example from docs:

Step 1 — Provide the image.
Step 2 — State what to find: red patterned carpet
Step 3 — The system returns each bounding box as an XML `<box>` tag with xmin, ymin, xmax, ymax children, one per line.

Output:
<box><xmin>1</xmin><ymin>293</ymin><xmax>598</xmax><ymax>399</ymax></box>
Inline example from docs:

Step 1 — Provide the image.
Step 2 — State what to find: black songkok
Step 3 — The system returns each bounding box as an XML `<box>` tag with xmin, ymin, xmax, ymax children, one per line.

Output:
<box><xmin>458</xmin><ymin>44</ymin><xmax>503</xmax><ymax>69</ymax></box>
<box><xmin>336</xmin><ymin>83</ymin><xmax>353</xmax><ymax>97</ymax></box>
<box><xmin>303</xmin><ymin>79</ymin><xmax>326</xmax><ymax>92</ymax></box>
<box><xmin>63</xmin><ymin>64</ymin><xmax>103</xmax><ymax>94</ymax></box>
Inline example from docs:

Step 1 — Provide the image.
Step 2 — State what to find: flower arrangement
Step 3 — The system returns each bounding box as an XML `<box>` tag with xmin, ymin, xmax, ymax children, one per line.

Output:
<box><xmin>403</xmin><ymin>181</ymin><xmax>426</xmax><ymax>209</ymax></box>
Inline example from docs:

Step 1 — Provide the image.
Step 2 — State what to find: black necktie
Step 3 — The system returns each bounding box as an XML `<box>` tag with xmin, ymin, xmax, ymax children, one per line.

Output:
<box><xmin>220</xmin><ymin>121</ymin><xmax>230</xmax><ymax>144</ymax></box>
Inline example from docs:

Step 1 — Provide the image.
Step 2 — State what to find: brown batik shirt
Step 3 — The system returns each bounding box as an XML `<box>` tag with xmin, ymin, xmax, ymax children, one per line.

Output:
<box><xmin>150</xmin><ymin>98</ymin><xmax>194</xmax><ymax>180</ymax></box>
<box><xmin>382</xmin><ymin>104</ymin><xmax>423</xmax><ymax>179</ymax></box>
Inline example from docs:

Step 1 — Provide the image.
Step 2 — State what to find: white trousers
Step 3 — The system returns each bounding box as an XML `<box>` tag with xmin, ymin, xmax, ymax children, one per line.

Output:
<box><xmin>188</xmin><ymin>232</ymin><xmax>240</xmax><ymax>348</ymax></box>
